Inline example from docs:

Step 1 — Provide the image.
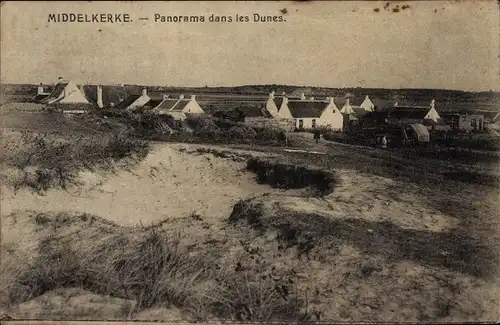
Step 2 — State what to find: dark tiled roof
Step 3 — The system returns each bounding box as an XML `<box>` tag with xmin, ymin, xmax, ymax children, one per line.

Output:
<box><xmin>42</xmin><ymin>82</ymin><xmax>68</xmax><ymax>103</ymax></box>
<box><xmin>287</xmin><ymin>101</ymin><xmax>327</xmax><ymax>118</ymax></box>
<box><xmin>148</xmin><ymin>91</ymin><xmax>166</xmax><ymax>101</ymax></box>
<box><xmin>242</xmin><ymin>106</ymin><xmax>272</xmax><ymax>117</ymax></box>
<box><xmin>388</xmin><ymin>106</ymin><xmax>429</xmax><ymax>120</ymax></box>
<box><xmin>171</xmin><ymin>99</ymin><xmax>190</xmax><ymax>112</ymax></box>
<box><xmin>82</xmin><ymin>85</ymin><xmax>127</xmax><ymax>108</ymax></box>
<box><xmin>32</xmin><ymin>94</ymin><xmax>50</xmax><ymax>101</ymax></box>
<box><xmin>273</xmin><ymin>97</ymin><xmax>284</xmax><ymax>108</ymax></box>
<box><xmin>360</xmin><ymin>111</ymin><xmax>390</xmax><ymax>121</ymax></box>
<box><xmin>143</xmin><ymin>99</ymin><xmax>164</xmax><ymax>109</ymax></box>
<box><xmin>352</xmin><ymin>106</ymin><xmax>371</xmax><ymax>118</ymax></box>
<box><xmin>155</xmin><ymin>99</ymin><xmax>179</xmax><ymax>111</ymax></box>
<box><xmin>471</xmin><ymin>110</ymin><xmax>500</xmax><ymax>121</ymax></box>
<box><xmin>372</xmin><ymin>99</ymin><xmax>394</xmax><ymax>112</ymax></box>
<box><xmin>114</xmin><ymin>94</ymin><xmax>141</xmax><ymax>110</ymax></box>
<box><xmin>346</xmin><ymin>98</ymin><xmax>364</xmax><ymax>106</ymax></box>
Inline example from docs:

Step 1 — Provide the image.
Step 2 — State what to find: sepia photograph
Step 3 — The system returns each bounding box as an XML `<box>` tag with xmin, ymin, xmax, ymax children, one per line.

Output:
<box><xmin>1</xmin><ymin>0</ymin><xmax>499</xmax><ymax>323</ymax></box>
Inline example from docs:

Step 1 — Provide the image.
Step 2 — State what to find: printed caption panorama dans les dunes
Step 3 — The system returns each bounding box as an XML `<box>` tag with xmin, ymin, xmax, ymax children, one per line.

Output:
<box><xmin>47</xmin><ymin>13</ymin><xmax>287</xmax><ymax>23</ymax></box>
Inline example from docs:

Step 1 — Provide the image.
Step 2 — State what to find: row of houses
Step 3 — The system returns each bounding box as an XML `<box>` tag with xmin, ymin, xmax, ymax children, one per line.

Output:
<box><xmin>33</xmin><ymin>78</ymin><xmax>496</xmax><ymax>132</ymax></box>
<box><xmin>33</xmin><ymin>78</ymin><xmax>205</xmax><ymax>118</ymax></box>
<box><xmin>261</xmin><ymin>91</ymin><xmax>442</xmax><ymax>132</ymax></box>
<box><xmin>262</xmin><ymin>90</ymin><xmax>493</xmax><ymax>133</ymax></box>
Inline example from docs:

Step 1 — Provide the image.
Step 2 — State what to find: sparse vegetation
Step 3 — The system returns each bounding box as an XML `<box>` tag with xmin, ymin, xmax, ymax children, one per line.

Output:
<box><xmin>1</xmin><ymin>212</ymin><xmax>308</xmax><ymax>321</ymax></box>
<box><xmin>2</xmin><ymin>130</ymin><xmax>150</xmax><ymax>192</ymax></box>
<box><xmin>246</xmin><ymin>157</ymin><xmax>338</xmax><ymax>195</ymax></box>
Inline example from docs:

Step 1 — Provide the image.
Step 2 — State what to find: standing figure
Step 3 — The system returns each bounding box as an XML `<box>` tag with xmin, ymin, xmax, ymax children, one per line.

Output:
<box><xmin>381</xmin><ymin>134</ymin><xmax>388</xmax><ymax>149</ymax></box>
<box><xmin>313</xmin><ymin>128</ymin><xmax>321</xmax><ymax>144</ymax></box>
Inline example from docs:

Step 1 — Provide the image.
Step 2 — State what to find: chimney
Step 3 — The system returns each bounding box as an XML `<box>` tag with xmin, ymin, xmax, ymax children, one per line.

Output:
<box><xmin>283</xmin><ymin>97</ymin><xmax>288</xmax><ymax>104</ymax></box>
<box><xmin>345</xmin><ymin>98</ymin><xmax>350</xmax><ymax>106</ymax></box>
<box><xmin>325</xmin><ymin>97</ymin><xmax>330</xmax><ymax>101</ymax></box>
<box><xmin>394</xmin><ymin>101</ymin><xmax>399</xmax><ymax>107</ymax></box>
<box><xmin>329</xmin><ymin>96</ymin><xmax>334</xmax><ymax>104</ymax></box>
<box><xmin>97</xmin><ymin>85</ymin><xmax>104</xmax><ymax>108</ymax></box>
<box><xmin>58</xmin><ymin>77</ymin><xmax>63</xmax><ymax>82</ymax></box>
<box><xmin>430</xmin><ymin>99</ymin><xmax>435</xmax><ymax>109</ymax></box>
<box><xmin>310</xmin><ymin>96</ymin><xmax>315</xmax><ymax>101</ymax></box>
<box><xmin>37</xmin><ymin>83</ymin><xmax>44</xmax><ymax>95</ymax></box>
<box><xmin>110</xmin><ymin>103</ymin><xmax>115</xmax><ymax>108</ymax></box>
<box><xmin>163</xmin><ymin>94</ymin><xmax>169</xmax><ymax>100</ymax></box>
<box><xmin>281</xmin><ymin>91</ymin><xmax>286</xmax><ymax>96</ymax></box>
<box><xmin>179</xmin><ymin>94</ymin><xmax>184</xmax><ymax>100</ymax></box>
<box><xmin>300</xmin><ymin>93</ymin><xmax>306</xmax><ymax>100</ymax></box>
<box><xmin>191</xmin><ymin>94</ymin><xmax>196</xmax><ymax>101</ymax></box>
<box><xmin>269</xmin><ymin>91</ymin><xmax>275</xmax><ymax>99</ymax></box>
<box><xmin>142</xmin><ymin>88</ymin><xmax>147</xmax><ymax>96</ymax></box>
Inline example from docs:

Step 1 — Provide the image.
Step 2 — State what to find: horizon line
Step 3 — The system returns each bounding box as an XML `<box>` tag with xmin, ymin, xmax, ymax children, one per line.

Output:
<box><xmin>1</xmin><ymin>82</ymin><xmax>499</xmax><ymax>94</ymax></box>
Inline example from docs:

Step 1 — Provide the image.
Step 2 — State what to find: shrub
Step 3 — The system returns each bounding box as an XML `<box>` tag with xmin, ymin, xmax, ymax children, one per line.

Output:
<box><xmin>203</xmin><ymin>270</ymin><xmax>302</xmax><ymax>321</ymax></box>
<box><xmin>246</xmin><ymin>158</ymin><xmax>337</xmax><ymax>195</ymax></box>
<box><xmin>228</xmin><ymin>125</ymin><xmax>257</xmax><ymax>140</ymax></box>
<box><xmin>322</xmin><ymin>131</ymin><xmax>346</xmax><ymax>142</ymax></box>
<box><xmin>253</xmin><ymin>126</ymin><xmax>287</xmax><ymax>143</ymax></box>
<box><xmin>12</xmin><ymin>225</ymin><xmax>207</xmax><ymax>312</ymax></box>
<box><xmin>214</xmin><ymin>118</ymin><xmax>242</xmax><ymax>131</ymax></box>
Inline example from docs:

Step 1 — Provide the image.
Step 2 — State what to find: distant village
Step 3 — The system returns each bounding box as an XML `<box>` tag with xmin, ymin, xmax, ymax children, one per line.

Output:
<box><xmin>32</xmin><ymin>77</ymin><xmax>499</xmax><ymax>134</ymax></box>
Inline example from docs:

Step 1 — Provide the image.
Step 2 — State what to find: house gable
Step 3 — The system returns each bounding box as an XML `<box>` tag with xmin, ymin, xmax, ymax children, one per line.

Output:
<box><xmin>359</xmin><ymin>95</ymin><xmax>375</xmax><ymax>112</ymax></box>
<box><xmin>265</xmin><ymin>97</ymin><xmax>279</xmax><ymax>117</ymax></box>
<box><xmin>277</xmin><ymin>98</ymin><xmax>293</xmax><ymax>119</ymax></box>
<box><xmin>319</xmin><ymin>101</ymin><xmax>343</xmax><ymax>130</ymax></box>
<box><xmin>42</xmin><ymin>80</ymin><xmax>89</xmax><ymax>105</ymax></box>
<box><xmin>424</xmin><ymin>101</ymin><xmax>441</xmax><ymax>123</ymax></box>
<box><xmin>182</xmin><ymin>98</ymin><xmax>204</xmax><ymax>113</ymax></box>
<box><xmin>57</xmin><ymin>88</ymin><xmax>90</xmax><ymax>104</ymax></box>
<box><xmin>340</xmin><ymin>99</ymin><xmax>355</xmax><ymax>114</ymax></box>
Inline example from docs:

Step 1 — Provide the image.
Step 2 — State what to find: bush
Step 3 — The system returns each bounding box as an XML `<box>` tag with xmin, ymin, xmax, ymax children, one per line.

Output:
<box><xmin>228</xmin><ymin>125</ymin><xmax>257</xmax><ymax>140</ymax></box>
<box><xmin>322</xmin><ymin>131</ymin><xmax>347</xmax><ymax>142</ymax></box>
<box><xmin>203</xmin><ymin>270</ymin><xmax>302</xmax><ymax>321</ymax></box>
<box><xmin>253</xmin><ymin>126</ymin><xmax>287</xmax><ymax>143</ymax></box>
<box><xmin>214</xmin><ymin>118</ymin><xmax>242</xmax><ymax>130</ymax></box>
<box><xmin>246</xmin><ymin>158</ymin><xmax>337</xmax><ymax>195</ymax></box>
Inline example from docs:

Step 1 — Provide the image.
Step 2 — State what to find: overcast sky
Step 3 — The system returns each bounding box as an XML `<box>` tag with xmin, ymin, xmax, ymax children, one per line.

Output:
<box><xmin>1</xmin><ymin>1</ymin><xmax>499</xmax><ymax>91</ymax></box>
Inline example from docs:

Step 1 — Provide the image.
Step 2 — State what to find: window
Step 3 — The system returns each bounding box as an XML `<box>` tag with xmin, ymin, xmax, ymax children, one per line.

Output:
<box><xmin>312</xmin><ymin>119</ymin><xmax>316</xmax><ymax>128</ymax></box>
<box><xmin>471</xmin><ymin>119</ymin><xmax>477</xmax><ymax>130</ymax></box>
<box><xmin>299</xmin><ymin>119</ymin><xmax>304</xmax><ymax>129</ymax></box>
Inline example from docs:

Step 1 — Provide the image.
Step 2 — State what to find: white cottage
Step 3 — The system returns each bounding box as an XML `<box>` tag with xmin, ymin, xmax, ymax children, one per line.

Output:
<box><xmin>152</xmin><ymin>94</ymin><xmax>205</xmax><ymax>120</ymax></box>
<box><xmin>41</xmin><ymin>78</ymin><xmax>90</xmax><ymax>105</ymax></box>
<box><xmin>277</xmin><ymin>96</ymin><xmax>343</xmax><ymax>131</ymax></box>
<box><xmin>388</xmin><ymin>99</ymin><xmax>442</xmax><ymax>125</ymax></box>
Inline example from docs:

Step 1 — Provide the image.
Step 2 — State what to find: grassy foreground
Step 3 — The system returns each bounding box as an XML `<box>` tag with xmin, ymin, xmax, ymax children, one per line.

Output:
<box><xmin>1</xmin><ymin>130</ymin><xmax>150</xmax><ymax>193</ymax></box>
